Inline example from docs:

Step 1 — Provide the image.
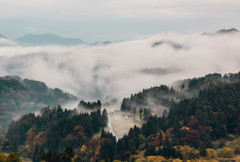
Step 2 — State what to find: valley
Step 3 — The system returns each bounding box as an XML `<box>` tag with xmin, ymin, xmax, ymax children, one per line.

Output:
<box><xmin>0</xmin><ymin>27</ymin><xmax>240</xmax><ymax>161</ymax></box>
<box><xmin>1</xmin><ymin>71</ymin><xmax>240</xmax><ymax>161</ymax></box>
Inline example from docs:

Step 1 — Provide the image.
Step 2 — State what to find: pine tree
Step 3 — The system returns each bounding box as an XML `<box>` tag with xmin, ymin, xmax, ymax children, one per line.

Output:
<box><xmin>33</xmin><ymin>145</ymin><xmax>39</xmax><ymax>162</ymax></box>
<box><xmin>60</xmin><ymin>149</ymin><xmax>71</xmax><ymax>162</ymax></box>
<box><xmin>145</xmin><ymin>144</ymin><xmax>155</xmax><ymax>157</ymax></box>
<box><xmin>139</xmin><ymin>108</ymin><xmax>143</xmax><ymax>119</ymax></box>
<box><xmin>66</xmin><ymin>146</ymin><xmax>74</xmax><ymax>158</ymax></box>
<box><xmin>199</xmin><ymin>143</ymin><xmax>207</xmax><ymax>156</ymax></box>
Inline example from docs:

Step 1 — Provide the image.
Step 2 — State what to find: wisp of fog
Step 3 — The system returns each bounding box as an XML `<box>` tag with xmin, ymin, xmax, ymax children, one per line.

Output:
<box><xmin>0</xmin><ymin>32</ymin><xmax>240</xmax><ymax>103</ymax></box>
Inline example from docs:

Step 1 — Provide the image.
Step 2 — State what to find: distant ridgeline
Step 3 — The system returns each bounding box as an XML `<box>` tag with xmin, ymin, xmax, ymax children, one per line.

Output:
<box><xmin>120</xmin><ymin>72</ymin><xmax>240</xmax><ymax>119</ymax></box>
<box><xmin>0</xmin><ymin>76</ymin><xmax>77</xmax><ymax>130</ymax></box>
<box><xmin>77</xmin><ymin>100</ymin><xmax>102</xmax><ymax>110</ymax></box>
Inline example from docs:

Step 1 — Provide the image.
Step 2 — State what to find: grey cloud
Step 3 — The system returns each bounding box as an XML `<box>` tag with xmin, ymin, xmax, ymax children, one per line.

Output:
<box><xmin>140</xmin><ymin>67</ymin><xmax>182</xmax><ymax>76</ymax></box>
<box><xmin>0</xmin><ymin>38</ymin><xmax>17</xmax><ymax>46</ymax></box>
<box><xmin>92</xmin><ymin>63</ymin><xmax>111</xmax><ymax>73</ymax></box>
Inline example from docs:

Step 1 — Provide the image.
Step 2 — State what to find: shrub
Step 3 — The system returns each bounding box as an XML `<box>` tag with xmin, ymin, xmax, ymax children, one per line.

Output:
<box><xmin>217</xmin><ymin>147</ymin><xmax>234</xmax><ymax>158</ymax></box>
<box><xmin>206</xmin><ymin>149</ymin><xmax>217</xmax><ymax>159</ymax></box>
<box><xmin>176</xmin><ymin>145</ymin><xmax>200</xmax><ymax>160</ymax></box>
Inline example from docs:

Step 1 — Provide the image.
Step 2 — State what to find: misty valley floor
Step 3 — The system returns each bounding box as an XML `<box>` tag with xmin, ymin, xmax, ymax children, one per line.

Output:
<box><xmin>108</xmin><ymin>111</ymin><xmax>142</xmax><ymax>139</ymax></box>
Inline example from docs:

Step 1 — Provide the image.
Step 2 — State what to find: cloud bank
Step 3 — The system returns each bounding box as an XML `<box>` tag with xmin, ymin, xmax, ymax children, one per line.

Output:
<box><xmin>0</xmin><ymin>38</ymin><xmax>17</xmax><ymax>46</ymax></box>
<box><xmin>0</xmin><ymin>32</ymin><xmax>240</xmax><ymax>103</ymax></box>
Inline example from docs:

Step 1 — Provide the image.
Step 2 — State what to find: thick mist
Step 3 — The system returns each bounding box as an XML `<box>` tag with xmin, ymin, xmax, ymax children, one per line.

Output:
<box><xmin>0</xmin><ymin>32</ymin><xmax>240</xmax><ymax>102</ymax></box>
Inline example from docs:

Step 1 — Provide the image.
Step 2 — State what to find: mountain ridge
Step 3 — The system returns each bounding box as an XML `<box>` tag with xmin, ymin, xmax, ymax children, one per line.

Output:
<box><xmin>15</xmin><ymin>33</ymin><xmax>84</xmax><ymax>46</ymax></box>
<box><xmin>0</xmin><ymin>33</ymin><xmax>6</xmax><ymax>38</ymax></box>
<box><xmin>216</xmin><ymin>28</ymin><xmax>239</xmax><ymax>34</ymax></box>
<box><xmin>203</xmin><ymin>28</ymin><xmax>239</xmax><ymax>35</ymax></box>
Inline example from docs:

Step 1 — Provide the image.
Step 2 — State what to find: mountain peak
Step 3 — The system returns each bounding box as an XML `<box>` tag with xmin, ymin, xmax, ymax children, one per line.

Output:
<box><xmin>202</xmin><ymin>28</ymin><xmax>239</xmax><ymax>36</ymax></box>
<box><xmin>216</xmin><ymin>28</ymin><xmax>239</xmax><ymax>34</ymax></box>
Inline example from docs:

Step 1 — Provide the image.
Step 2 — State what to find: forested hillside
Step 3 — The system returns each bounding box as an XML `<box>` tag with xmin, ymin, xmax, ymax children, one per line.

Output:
<box><xmin>115</xmin><ymin>81</ymin><xmax>240</xmax><ymax>161</ymax></box>
<box><xmin>121</xmin><ymin>72</ymin><xmax>240</xmax><ymax>118</ymax></box>
<box><xmin>121</xmin><ymin>85</ymin><xmax>183</xmax><ymax>120</ymax></box>
<box><xmin>2</xmin><ymin>105</ymin><xmax>108</xmax><ymax>161</ymax></box>
<box><xmin>1</xmin><ymin>72</ymin><xmax>240</xmax><ymax>161</ymax></box>
<box><xmin>0</xmin><ymin>76</ymin><xmax>77</xmax><ymax>130</ymax></box>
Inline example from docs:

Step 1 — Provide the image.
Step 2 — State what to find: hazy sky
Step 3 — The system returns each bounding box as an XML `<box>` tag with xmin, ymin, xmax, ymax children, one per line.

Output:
<box><xmin>0</xmin><ymin>0</ymin><xmax>240</xmax><ymax>42</ymax></box>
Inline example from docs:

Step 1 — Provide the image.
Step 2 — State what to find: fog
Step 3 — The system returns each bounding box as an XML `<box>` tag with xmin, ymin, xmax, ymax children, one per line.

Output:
<box><xmin>0</xmin><ymin>38</ymin><xmax>17</xmax><ymax>46</ymax></box>
<box><xmin>0</xmin><ymin>32</ymin><xmax>240</xmax><ymax>102</ymax></box>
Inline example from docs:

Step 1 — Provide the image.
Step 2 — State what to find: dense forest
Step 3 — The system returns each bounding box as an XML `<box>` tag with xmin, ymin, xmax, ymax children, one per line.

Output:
<box><xmin>1</xmin><ymin>72</ymin><xmax>240</xmax><ymax>161</ymax></box>
<box><xmin>181</xmin><ymin>72</ymin><xmax>240</xmax><ymax>94</ymax></box>
<box><xmin>115</xmin><ymin>72</ymin><xmax>240</xmax><ymax>161</ymax></box>
<box><xmin>2</xmin><ymin>105</ymin><xmax>108</xmax><ymax>161</ymax></box>
<box><xmin>114</xmin><ymin>81</ymin><xmax>240</xmax><ymax>161</ymax></box>
<box><xmin>121</xmin><ymin>85</ymin><xmax>180</xmax><ymax>120</ymax></box>
<box><xmin>0</xmin><ymin>76</ymin><xmax>77</xmax><ymax>130</ymax></box>
<box><xmin>78</xmin><ymin>100</ymin><xmax>102</xmax><ymax>110</ymax></box>
<box><xmin>113</xmin><ymin>72</ymin><xmax>240</xmax><ymax>161</ymax></box>
<box><xmin>121</xmin><ymin>72</ymin><xmax>240</xmax><ymax>117</ymax></box>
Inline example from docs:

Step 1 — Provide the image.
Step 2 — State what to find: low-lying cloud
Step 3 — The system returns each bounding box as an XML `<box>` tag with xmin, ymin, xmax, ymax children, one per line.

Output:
<box><xmin>139</xmin><ymin>67</ymin><xmax>182</xmax><ymax>76</ymax></box>
<box><xmin>0</xmin><ymin>32</ymin><xmax>240</xmax><ymax>103</ymax></box>
<box><xmin>0</xmin><ymin>38</ymin><xmax>17</xmax><ymax>46</ymax></box>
